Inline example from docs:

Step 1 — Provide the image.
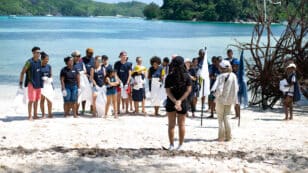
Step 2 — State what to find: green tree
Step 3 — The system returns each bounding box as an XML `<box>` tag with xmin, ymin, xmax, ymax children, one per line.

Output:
<box><xmin>143</xmin><ymin>2</ymin><xmax>160</xmax><ymax>19</ymax></box>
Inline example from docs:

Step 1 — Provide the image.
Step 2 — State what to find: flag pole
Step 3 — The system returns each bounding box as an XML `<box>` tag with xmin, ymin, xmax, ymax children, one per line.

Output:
<box><xmin>200</xmin><ymin>46</ymin><xmax>207</xmax><ymax>127</ymax></box>
<box><xmin>201</xmin><ymin>79</ymin><xmax>204</xmax><ymax>126</ymax></box>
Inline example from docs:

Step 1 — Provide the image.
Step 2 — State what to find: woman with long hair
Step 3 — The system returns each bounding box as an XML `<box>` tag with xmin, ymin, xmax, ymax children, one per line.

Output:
<box><xmin>40</xmin><ymin>52</ymin><xmax>53</xmax><ymax>118</ymax></box>
<box><xmin>165</xmin><ymin>56</ymin><xmax>192</xmax><ymax>150</ymax></box>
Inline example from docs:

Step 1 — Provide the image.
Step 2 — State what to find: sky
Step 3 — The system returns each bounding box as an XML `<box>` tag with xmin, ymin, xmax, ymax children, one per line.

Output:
<box><xmin>94</xmin><ymin>0</ymin><xmax>163</xmax><ymax>6</ymax></box>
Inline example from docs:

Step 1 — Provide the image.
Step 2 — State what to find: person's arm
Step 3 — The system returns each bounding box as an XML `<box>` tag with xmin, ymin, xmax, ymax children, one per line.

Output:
<box><xmin>90</xmin><ymin>68</ymin><xmax>96</xmax><ymax>86</ymax></box>
<box><xmin>19</xmin><ymin>63</ymin><xmax>29</xmax><ymax>88</ymax></box>
<box><xmin>166</xmin><ymin>88</ymin><xmax>177</xmax><ymax>104</ymax></box>
<box><xmin>60</xmin><ymin>76</ymin><xmax>65</xmax><ymax>91</ymax></box>
<box><xmin>126</xmin><ymin>70</ymin><xmax>132</xmax><ymax>86</ymax></box>
<box><xmin>49</xmin><ymin>66</ymin><xmax>52</xmax><ymax>78</ymax></box>
<box><xmin>77</xmin><ymin>73</ymin><xmax>80</xmax><ymax>89</ymax></box>
<box><xmin>110</xmin><ymin>77</ymin><xmax>120</xmax><ymax>86</ymax></box>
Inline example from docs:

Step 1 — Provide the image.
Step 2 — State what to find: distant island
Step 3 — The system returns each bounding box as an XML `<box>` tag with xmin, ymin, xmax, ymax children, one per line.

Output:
<box><xmin>143</xmin><ymin>0</ymin><xmax>298</xmax><ymax>23</ymax></box>
<box><xmin>0</xmin><ymin>0</ymin><xmax>147</xmax><ymax>17</ymax></box>
<box><xmin>0</xmin><ymin>0</ymin><xmax>298</xmax><ymax>23</ymax></box>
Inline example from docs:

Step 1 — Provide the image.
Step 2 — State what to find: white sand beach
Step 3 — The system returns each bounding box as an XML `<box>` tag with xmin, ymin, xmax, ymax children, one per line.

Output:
<box><xmin>0</xmin><ymin>85</ymin><xmax>307</xmax><ymax>173</ymax></box>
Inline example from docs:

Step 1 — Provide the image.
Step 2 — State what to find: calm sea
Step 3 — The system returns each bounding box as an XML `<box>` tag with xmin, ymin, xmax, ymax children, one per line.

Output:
<box><xmin>0</xmin><ymin>16</ymin><xmax>285</xmax><ymax>86</ymax></box>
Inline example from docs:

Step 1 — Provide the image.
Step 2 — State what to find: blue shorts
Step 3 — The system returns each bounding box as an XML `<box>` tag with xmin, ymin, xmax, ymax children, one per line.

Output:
<box><xmin>64</xmin><ymin>85</ymin><xmax>78</xmax><ymax>103</ymax></box>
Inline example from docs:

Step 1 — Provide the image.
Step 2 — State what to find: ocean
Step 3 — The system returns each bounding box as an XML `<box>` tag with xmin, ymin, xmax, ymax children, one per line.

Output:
<box><xmin>0</xmin><ymin>16</ymin><xmax>285</xmax><ymax>87</ymax></box>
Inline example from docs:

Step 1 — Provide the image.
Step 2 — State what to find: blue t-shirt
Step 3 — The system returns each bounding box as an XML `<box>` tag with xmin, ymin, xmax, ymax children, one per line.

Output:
<box><xmin>41</xmin><ymin>64</ymin><xmax>51</xmax><ymax>78</ymax></box>
<box><xmin>82</xmin><ymin>56</ymin><xmax>94</xmax><ymax>76</ymax></box>
<box><xmin>94</xmin><ymin>67</ymin><xmax>104</xmax><ymax>87</ymax></box>
<box><xmin>114</xmin><ymin>61</ymin><xmax>132</xmax><ymax>85</ymax></box>
<box><xmin>74</xmin><ymin>62</ymin><xmax>84</xmax><ymax>72</ymax></box>
<box><xmin>103</xmin><ymin>64</ymin><xmax>113</xmax><ymax>73</ymax></box>
<box><xmin>225</xmin><ymin>57</ymin><xmax>238</xmax><ymax>65</ymax></box>
<box><xmin>209</xmin><ymin>64</ymin><xmax>220</xmax><ymax>88</ymax></box>
<box><xmin>60</xmin><ymin>66</ymin><xmax>79</xmax><ymax>86</ymax></box>
<box><xmin>24</xmin><ymin>58</ymin><xmax>43</xmax><ymax>88</ymax></box>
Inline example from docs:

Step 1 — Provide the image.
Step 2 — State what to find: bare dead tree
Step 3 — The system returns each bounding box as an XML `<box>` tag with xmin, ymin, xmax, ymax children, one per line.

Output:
<box><xmin>230</xmin><ymin>0</ymin><xmax>307</xmax><ymax>109</ymax></box>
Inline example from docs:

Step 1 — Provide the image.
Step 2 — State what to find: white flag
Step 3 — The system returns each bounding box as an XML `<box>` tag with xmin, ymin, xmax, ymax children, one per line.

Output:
<box><xmin>200</xmin><ymin>49</ymin><xmax>210</xmax><ymax>97</ymax></box>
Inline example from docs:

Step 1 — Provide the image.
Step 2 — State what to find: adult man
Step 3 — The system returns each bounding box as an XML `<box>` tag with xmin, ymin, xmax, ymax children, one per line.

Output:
<box><xmin>114</xmin><ymin>51</ymin><xmax>132</xmax><ymax>114</ymax></box>
<box><xmin>19</xmin><ymin>47</ymin><xmax>43</xmax><ymax>120</ymax></box>
<box><xmin>81</xmin><ymin>48</ymin><xmax>94</xmax><ymax>114</ymax></box>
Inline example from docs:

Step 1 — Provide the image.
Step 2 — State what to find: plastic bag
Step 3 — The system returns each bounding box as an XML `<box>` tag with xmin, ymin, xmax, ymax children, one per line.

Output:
<box><xmin>96</xmin><ymin>86</ymin><xmax>107</xmax><ymax>117</ymax></box>
<box><xmin>12</xmin><ymin>87</ymin><xmax>28</xmax><ymax>113</ymax></box>
<box><xmin>79</xmin><ymin>73</ymin><xmax>93</xmax><ymax>104</ymax></box>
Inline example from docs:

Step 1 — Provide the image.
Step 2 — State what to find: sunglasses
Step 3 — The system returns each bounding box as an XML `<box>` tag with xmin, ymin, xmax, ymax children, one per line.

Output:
<box><xmin>74</xmin><ymin>55</ymin><xmax>81</xmax><ymax>57</ymax></box>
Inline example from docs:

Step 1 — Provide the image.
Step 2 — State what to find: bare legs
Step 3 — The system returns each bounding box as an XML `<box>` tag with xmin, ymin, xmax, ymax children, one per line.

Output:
<box><xmin>284</xmin><ymin>96</ymin><xmax>293</xmax><ymax>120</ymax></box>
<box><xmin>64</xmin><ymin>102</ymin><xmax>78</xmax><ymax>118</ymax></box>
<box><xmin>105</xmin><ymin>94</ymin><xmax>118</xmax><ymax>118</ymax></box>
<box><xmin>168</xmin><ymin>112</ymin><xmax>186</xmax><ymax>147</ymax></box>
<box><xmin>154</xmin><ymin>106</ymin><xmax>160</xmax><ymax>116</ymax></box>
<box><xmin>40</xmin><ymin>95</ymin><xmax>53</xmax><ymax>118</ymax></box>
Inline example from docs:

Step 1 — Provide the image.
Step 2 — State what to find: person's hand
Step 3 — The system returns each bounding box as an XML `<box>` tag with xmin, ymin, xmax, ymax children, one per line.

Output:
<box><xmin>78</xmin><ymin>88</ymin><xmax>82</xmax><ymax>96</ymax></box>
<box><xmin>48</xmin><ymin>78</ymin><xmax>53</xmax><ymax>83</ymax></box>
<box><xmin>19</xmin><ymin>82</ymin><xmax>23</xmax><ymax>89</ymax></box>
<box><xmin>174</xmin><ymin>100</ymin><xmax>182</xmax><ymax>111</ymax></box>
<box><xmin>62</xmin><ymin>89</ymin><xmax>67</xmax><ymax>97</ymax></box>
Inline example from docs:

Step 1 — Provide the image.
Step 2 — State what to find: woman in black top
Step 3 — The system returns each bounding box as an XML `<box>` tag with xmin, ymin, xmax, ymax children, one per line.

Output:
<box><xmin>60</xmin><ymin>57</ymin><xmax>80</xmax><ymax>118</ymax></box>
<box><xmin>165</xmin><ymin>56</ymin><xmax>192</xmax><ymax>151</ymax></box>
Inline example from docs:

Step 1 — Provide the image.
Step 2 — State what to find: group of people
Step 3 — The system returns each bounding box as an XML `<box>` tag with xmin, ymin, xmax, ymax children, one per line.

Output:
<box><xmin>19</xmin><ymin>46</ymin><xmax>300</xmax><ymax>150</ymax></box>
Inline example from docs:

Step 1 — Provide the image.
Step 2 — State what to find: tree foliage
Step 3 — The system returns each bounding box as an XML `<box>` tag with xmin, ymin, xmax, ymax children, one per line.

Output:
<box><xmin>143</xmin><ymin>2</ymin><xmax>160</xmax><ymax>19</ymax></box>
<box><xmin>0</xmin><ymin>0</ymin><xmax>147</xmax><ymax>17</ymax></box>
<box><xmin>144</xmin><ymin>0</ymin><xmax>303</xmax><ymax>22</ymax></box>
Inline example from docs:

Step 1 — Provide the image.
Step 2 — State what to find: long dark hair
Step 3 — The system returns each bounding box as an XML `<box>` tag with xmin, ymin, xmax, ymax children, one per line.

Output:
<box><xmin>170</xmin><ymin>56</ymin><xmax>187</xmax><ymax>89</ymax></box>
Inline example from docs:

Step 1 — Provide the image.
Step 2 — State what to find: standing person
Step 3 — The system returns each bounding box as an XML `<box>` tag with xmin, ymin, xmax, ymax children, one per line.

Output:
<box><xmin>134</xmin><ymin>57</ymin><xmax>147</xmax><ymax>114</ymax></box>
<box><xmin>131</xmin><ymin>65</ymin><xmax>146</xmax><ymax>114</ymax></box>
<box><xmin>162</xmin><ymin>57</ymin><xmax>170</xmax><ymax>77</ymax></box>
<box><xmin>81</xmin><ymin>48</ymin><xmax>95</xmax><ymax>114</ymax></box>
<box><xmin>148</xmin><ymin>56</ymin><xmax>165</xmax><ymax>116</ymax></box>
<box><xmin>165</xmin><ymin>56</ymin><xmax>192</xmax><ymax>150</ymax></box>
<box><xmin>105</xmin><ymin>69</ymin><xmax>120</xmax><ymax>118</ymax></box>
<box><xmin>40</xmin><ymin>52</ymin><xmax>53</xmax><ymax>118</ymax></box>
<box><xmin>19</xmin><ymin>46</ymin><xmax>43</xmax><ymax>120</ymax></box>
<box><xmin>280</xmin><ymin>63</ymin><xmax>300</xmax><ymax>120</ymax></box>
<box><xmin>211</xmin><ymin>60</ymin><xmax>238</xmax><ymax>142</ymax></box>
<box><xmin>60</xmin><ymin>57</ymin><xmax>80</xmax><ymax>118</ymax></box>
<box><xmin>114</xmin><ymin>51</ymin><xmax>132</xmax><ymax>114</ymax></box>
<box><xmin>90</xmin><ymin>56</ymin><xmax>105</xmax><ymax>117</ymax></box>
<box><xmin>102</xmin><ymin>55</ymin><xmax>113</xmax><ymax>74</ymax></box>
<box><xmin>231</xmin><ymin>59</ymin><xmax>241</xmax><ymax>119</ymax></box>
<box><xmin>184</xmin><ymin>58</ymin><xmax>197</xmax><ymax>117</ymax></box>
<box><xmin>196</xmin><ymin>49</ymin><xmax>207</xmax><ymax>108</ymax></box>
<box><xmin>207</xmin><ymin>56</ymin><xmax>220</xmax><ymax>118</ymax></box>
<box><xmin>225</xmin><ymin>49</ymin><xmax>237</xmax><ymax>65</ymax></box>
<box><xmin>190</xmin><ymin>58</ymin><xmax>200</xmax><ymax>114</ymax></box>
<box><xmin>72</xmin><ymin>50</ymin><xmax>86</xmax><ymax>115</ymax></box>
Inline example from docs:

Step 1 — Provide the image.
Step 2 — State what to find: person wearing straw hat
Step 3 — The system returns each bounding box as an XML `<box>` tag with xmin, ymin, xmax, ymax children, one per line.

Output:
<box><xmin>211</xmin><ymin>60</ymin><xmax>238</xmax><ymax>142</ymax></box>
<box><xmin>131</xmin><ymin>64</ymin><xmax>146</xmax><ymax>114</ymax></box>
<box><xmin>280</xmin><ymin>63</ymin><xmax>300</xmax><ymax>120</ymax></box>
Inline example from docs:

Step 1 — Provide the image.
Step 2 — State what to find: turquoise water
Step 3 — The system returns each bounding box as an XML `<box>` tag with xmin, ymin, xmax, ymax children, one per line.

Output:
<box><xmin>0</xmin><ymin>16</ymin><xmax>285</xmax><ymax>86</ymax></box>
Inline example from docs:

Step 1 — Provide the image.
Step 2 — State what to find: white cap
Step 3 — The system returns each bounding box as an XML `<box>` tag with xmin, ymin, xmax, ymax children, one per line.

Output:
<box><xmin>185</xmin><ymin>58</ymin><xmax>191</xmax><ymax>62</ymax></box>
<box><xmin>219</xmin><ymin>60</ymin><xmax>231</xmax><ymax>68</ymax></box>
<box><xmin>71</xmin><ymin>50</ymin><xmax>81</xmax><ymax>57</ymax></box>
<box><xmin>286</xmin><ymin>63</ymin><xmax>296</xmax><ymax>69</ymax></box>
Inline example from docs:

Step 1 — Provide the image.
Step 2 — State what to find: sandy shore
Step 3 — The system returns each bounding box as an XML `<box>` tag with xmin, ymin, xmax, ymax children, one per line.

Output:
<box><xmin>0</xmin><ymin>85</ymin><xmax>307</xmax><ymax>173</ymax></box>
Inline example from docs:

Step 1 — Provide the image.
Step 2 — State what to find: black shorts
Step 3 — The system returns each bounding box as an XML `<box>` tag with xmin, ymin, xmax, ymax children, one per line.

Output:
<box><xmin>132</xmin><ymin>89</ymin><xmax>144</xmax><ymax>102</ymax></box>
<box><xmin>165</xmin><ymin>99</ymin><xmax>188</xmax><ymax>114</ymax></box>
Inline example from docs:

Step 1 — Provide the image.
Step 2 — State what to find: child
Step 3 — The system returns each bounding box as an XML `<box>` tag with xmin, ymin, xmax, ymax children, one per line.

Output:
<box><xmin>105</xmin><ymin>69</ymin><xmax>120</xmax><ymax>118</ymax></box>
<box><xmin>131</xmin><ymin>66</ymin><xmax>146</xmax><ymax>114</ymax></box>
<box><xmin>280</xmin><ymin>63</ymin><xmax>300</xmax><ymax>120</ymax></box>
